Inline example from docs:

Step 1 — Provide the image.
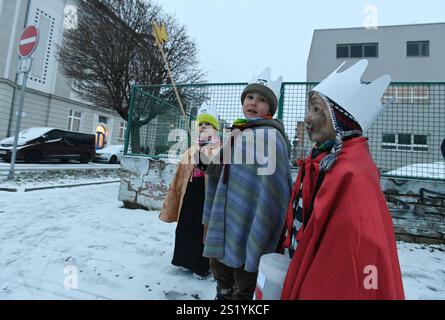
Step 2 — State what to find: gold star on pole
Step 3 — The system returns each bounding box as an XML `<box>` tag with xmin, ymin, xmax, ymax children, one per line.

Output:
<box><xmin>150</xmin><ymin>20</ymin><xmax>191</xmax><ymax>137</ymax></box>
<box><xmin>152</xmin><ymin>21</ymin><xmax>168</xmax><ymax>46</ymax></box>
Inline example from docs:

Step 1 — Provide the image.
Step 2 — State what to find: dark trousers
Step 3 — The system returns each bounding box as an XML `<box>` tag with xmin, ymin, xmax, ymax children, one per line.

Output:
<box><xmin>209</xmin><ymin>258</ymin><xmax>258</xmax><ymax>300</ymax></box>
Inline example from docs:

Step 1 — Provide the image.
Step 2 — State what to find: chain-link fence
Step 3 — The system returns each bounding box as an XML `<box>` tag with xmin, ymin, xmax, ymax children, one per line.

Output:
<box><xmin>125</xmin><ymin>82</ymin><xmax>445</xmax><ymax>182</ymax></box>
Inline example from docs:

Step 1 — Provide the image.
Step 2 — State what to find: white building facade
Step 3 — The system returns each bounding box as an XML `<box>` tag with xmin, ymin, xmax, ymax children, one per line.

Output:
<box><xmin>0</xmin><ymin>0</ymin><xmax>127</xmax><ymax>148</ymax></box>
<box><xmin>307</xmin><ymin>23</ymin><xmax>445</xmax><ymax>172</ymax></box>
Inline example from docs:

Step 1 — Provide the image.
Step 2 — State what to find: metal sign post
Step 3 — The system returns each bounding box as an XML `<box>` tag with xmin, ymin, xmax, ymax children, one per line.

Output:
<box><xmin>7</xmin><ymin>62</ymin><xmax>32</xmax><ymax>180</ymax></box>
<box><xmin>7</xmin><ymin>26</ymin><xmax>39</xmax><ymax>180</ymax></box>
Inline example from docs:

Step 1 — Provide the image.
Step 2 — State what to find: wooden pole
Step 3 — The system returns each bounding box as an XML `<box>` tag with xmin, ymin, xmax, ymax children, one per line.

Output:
<box><xmin>152</xmin><ymin>22</ymin><xmax>191</xmax><ymax>138</ymax></box>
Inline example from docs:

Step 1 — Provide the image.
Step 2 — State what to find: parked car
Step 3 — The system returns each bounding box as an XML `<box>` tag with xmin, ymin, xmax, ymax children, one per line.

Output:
<box><xmin>94</xmin><ymin>145</ymin><xmax>124</xmax><ymax>164</ymax></box>
<box><xmin>0</xmin><ymin>127</ymin><xmax>95</xmax><ymax>163</ymax></box>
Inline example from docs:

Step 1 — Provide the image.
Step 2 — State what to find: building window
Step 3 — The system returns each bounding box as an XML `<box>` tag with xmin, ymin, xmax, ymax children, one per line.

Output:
<box><xmin>67</xmin><ymin>109</ymin><xmax>82</xmax><ymax>132</ymax></box>
<box><xmin>337</xmin><ymin>45</ymin><xmax>349</xmax><ymax>58</ymax></box>
<box><xmin>119</xmin><ymin>121</ymin><xmax>127</xmax><ymax>140</ymax></box>
<box><xmin>398</xmin><ymin>134</ymin><xmax>412</xmax><ymax>151</ymax></box>
<box><xmin>98</xmin><ymin>116</ymin><xmax>108</xmax><ymax>124</ymax></box>
<box><xmin>382</xmin><ymin>134</ymin><xmax>396</xmax><ymax>150</ymax></box>
<box><xmin>407</xmin><ymin>41</ymin><xmax>429</xmax><ymax>57</ymax></box>
<box><xmin>72</xmin><ymin>79</ymin><xmax>83</xmax><ymax>92</ymax></box>
<box><xmin>336</xmin><ymin>43</ymin><xmax>378</xmax><ymax>58</ymax></box>
<box><xmin>413</xmin><ymin>135</ymin><xmax>428</xmax><ymax>152</ymax></box>
<box><xmin>382</xmin><ymin>133</ymin><xmax>428</xmax><ymax>152</ymax></box>
<box><xmin>382</xmin><ymin>85</ymin><xmax>429</xmax><ymax>104</ymax></box>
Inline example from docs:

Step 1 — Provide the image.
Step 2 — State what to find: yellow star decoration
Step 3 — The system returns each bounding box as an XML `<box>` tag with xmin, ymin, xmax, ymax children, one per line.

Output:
<box><xmin>152</xmin><ymin>22</ymin><xmax>168</xmax><ymax>46</ymax></box>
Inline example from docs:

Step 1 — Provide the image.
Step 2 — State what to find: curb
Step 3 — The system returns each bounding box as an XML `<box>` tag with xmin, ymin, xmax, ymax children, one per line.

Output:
<box><xmin>23</xmin><ymin>179</ymin><xmax>121</xmax><ymax>192</ymax></box>
<box><xmin>0</xmin><ymin>180</ymin><xmax>121</xmax><ymax>193</ymax></box>
<box><xmin>0</xmin><ymin>187</ymin><xmax>18</xmax><ymax>192</ymax></box>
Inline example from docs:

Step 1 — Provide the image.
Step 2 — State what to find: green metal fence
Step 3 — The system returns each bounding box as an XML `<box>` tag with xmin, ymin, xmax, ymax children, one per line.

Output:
<box><xmin>125</xmin><ymin>82</ymin><xmax>445</xmax><ymax>182</ymax></box>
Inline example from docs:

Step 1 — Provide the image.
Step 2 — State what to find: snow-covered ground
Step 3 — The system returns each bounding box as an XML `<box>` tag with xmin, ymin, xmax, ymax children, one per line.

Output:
<box><xmin>0</xmin><ymin>178</ymin><xmax>444</xmax><ymax>300</ymax></box>
<box><xmin>0</xmin><ymin>161</ymin><xmax>120</xmax><ymax>175</ymax></box>
<box><xmin>0</xmin><ymin>169</ymin><xmax>120</xmax><ymax>192</ymax></box>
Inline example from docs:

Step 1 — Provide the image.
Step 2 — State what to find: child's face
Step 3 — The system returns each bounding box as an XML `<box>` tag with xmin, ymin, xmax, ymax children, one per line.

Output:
<box><xmin>242</xmin><ymin>92</ymin><xmax>271</xmax><ymax>118</ymax></box>
<box><xmin>305</xmin><ymin>93</ymin><xmax>336</xmax><ymax>143</ymax></box>
<box><xmin>198</xmin><ymin>122</ymin><xmax>216</xmax><ymax>139</ymax></box>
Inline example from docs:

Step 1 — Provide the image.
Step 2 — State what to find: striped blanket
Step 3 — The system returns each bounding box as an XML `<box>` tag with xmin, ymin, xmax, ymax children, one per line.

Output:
<box><xmin>202</xmin><ymin>118</ymin><xmax>293</xmax><ymax>272</ymax></box>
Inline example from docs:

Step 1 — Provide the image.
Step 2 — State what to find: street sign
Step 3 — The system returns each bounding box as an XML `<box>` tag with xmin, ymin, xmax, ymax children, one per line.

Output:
<box><xmin>9</xmin><ymin>26</ymin><xmax>39</xmax><ymax>180</ymax></box>
<box><xmin>18</xmin><ymin>25</ymin><xmax>39</xmax><ymax>58</ymax></box>
<box><xmin>17</xmin><ymin>57</ymin><xmax>33</xmax><ymax>73</ymax></box>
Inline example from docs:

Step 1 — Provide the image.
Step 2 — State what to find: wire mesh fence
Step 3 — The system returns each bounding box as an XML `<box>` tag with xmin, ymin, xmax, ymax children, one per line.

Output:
<box><xmin>125</xmin><ymin>82</ymin><xmax>445</xmax><ymax>182</ymax></box>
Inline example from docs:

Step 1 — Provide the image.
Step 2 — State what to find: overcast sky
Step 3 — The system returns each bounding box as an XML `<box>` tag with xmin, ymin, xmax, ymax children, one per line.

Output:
<box><xmin>156</xmin><ymin>0</ymin><xmax>445</xmax><ymax>83</ymax></box>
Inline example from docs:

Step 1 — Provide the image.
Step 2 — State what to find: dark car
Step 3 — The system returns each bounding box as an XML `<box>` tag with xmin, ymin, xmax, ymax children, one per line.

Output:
<box><xmin>0</xmin><ymin>127</ymin><xmax>95</xmax><ymax>163</ymax></box>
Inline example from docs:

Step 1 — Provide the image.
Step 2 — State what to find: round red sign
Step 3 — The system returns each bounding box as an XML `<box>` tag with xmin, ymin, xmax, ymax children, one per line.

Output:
<box><xmin>18</xmin><ymin>25</ymin><xmax>39</xmax><ymax>58</ymax></box>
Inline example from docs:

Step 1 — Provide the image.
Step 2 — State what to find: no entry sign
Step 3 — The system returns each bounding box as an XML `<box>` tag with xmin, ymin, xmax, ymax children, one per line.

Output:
<box><xmin>18</xmin><ymin>25</ymin><xmax>39</xmax><ymax>58</ymax></box>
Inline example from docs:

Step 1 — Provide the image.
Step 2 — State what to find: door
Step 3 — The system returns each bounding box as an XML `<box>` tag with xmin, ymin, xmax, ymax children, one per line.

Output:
<box><xmin>96</xmin><ymin>125</ymin><xmax>106</xmax><ymax>149</ymax></box>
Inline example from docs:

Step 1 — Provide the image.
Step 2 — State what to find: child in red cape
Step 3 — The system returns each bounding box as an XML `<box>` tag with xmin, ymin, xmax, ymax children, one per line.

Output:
<box><xmin>281</xmin><ymin>60</ymin><xmax>405</xmax><ymax>300</ymax></box>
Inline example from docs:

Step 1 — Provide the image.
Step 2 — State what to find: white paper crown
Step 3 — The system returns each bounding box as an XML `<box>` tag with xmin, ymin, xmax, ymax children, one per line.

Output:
<box><xmin>311</xmin><ymin>59</ymin><xmax>391</xmax><ymax>131</ymax></box>
<box><xmin>198</xmin><ymin>101</ymin><xmax>219</xmax><ymax>120</ymax></box>
<box><xmin>248</xmin><ymin>67</ymin><xmax>283</xmax><ymax>102</ymax></box>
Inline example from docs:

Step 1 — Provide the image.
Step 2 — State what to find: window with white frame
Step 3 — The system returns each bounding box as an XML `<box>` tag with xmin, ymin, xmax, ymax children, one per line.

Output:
<box><xmin>382</xmin><ymin>85</ymin><xmax>429</xmax><ymax>104</ymax></box>
<box><xmin>119</xmin><ymin>121</ymin><xmax>128</xmax><ymax>140</ymax></box>
<box><xmin>382</xmin><ymin>133</ymin><xmax>428</xmax><ymax>152</ymax></box>
<box><xmin>336</xmin><ymin>43</ymin><xmax>378</xmax><ymax>58</ymax></box>
<box><xmin>67</xmin><ymin>109</ymin><xmax>82</xmax><ymax>132</ymax></box>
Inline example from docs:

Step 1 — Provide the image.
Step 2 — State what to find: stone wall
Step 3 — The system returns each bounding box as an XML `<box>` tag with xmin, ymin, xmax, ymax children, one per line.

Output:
<box><xmin>119</xmin><ymin>156</ymin><xmax>445</xmax><ymax>243</ymax></box>
<box><xmin>118</xmin><ymin>156</ymin><xmax>177</xmax><ymax>211</ymax></box>
<box><xmin>382</xmin><ymin>177</ymin><xmax>445</xmax><ymax>244</ymax></box>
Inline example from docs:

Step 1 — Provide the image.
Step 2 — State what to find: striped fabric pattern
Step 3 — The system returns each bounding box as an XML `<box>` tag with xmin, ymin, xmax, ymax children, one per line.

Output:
<box><xmin>203</xmin><ymin>122</ymin><xmax>293</xmax><ymax>273</ymax></box>
<box><xmin>289</xmin><ymin>181</ymin><xmax>304</xmax><ymax>258</ymax></box>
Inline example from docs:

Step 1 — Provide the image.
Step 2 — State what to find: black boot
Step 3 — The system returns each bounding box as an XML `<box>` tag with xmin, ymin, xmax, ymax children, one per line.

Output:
<box><xmin>214</xmin><ymin>287</ymin><xmax>234</xmax><ymax>300</ymax></box>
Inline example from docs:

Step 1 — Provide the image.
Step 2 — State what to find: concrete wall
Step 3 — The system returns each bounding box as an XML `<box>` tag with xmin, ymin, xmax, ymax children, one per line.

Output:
<box><xmin>118</xmin><ymin>156</ymin><xmax>177</xmax><ymax>211</ymax></box>
<box><xmin>382</xmin><ymin>177</ymin><xmax>445</xmax><ymax>243</ymax></box>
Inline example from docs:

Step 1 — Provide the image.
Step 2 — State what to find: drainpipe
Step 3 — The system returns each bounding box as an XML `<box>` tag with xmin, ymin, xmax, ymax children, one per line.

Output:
<box><xmin>7</xmin><ymin>0</ymin><xmax>31</xmax><ymax>137</ymax></box>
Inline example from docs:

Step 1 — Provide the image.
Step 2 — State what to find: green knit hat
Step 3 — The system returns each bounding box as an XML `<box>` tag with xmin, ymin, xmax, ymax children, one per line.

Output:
<box><xmin>197</xmin><ymin>102</ymin><xmax>220</xmax><ymax>130</ymax></box>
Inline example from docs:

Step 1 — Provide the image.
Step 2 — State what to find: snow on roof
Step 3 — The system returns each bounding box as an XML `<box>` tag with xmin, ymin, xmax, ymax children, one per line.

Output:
<box><xmin>384</xmin><ymin>161</ymin><xmax>445</xmax><ymax>180</ymax></box>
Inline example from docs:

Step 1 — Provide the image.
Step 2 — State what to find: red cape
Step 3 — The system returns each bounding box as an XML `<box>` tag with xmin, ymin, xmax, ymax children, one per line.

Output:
<box><xmin>281</xmin><ymin>137</ymin><xmax>405</xmax><ymax>300</ymax></box>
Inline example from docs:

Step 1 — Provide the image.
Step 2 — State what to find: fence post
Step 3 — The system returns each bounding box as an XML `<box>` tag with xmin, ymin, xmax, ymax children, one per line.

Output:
<box><xmin>277</xmin><ymin>84</ymin><xmax>285</xmax><ymax>120</ymax></box>
<box><xmin>124</xmin><ymin>85</ymin><xmax>137</xmax><ymax>154</ymax></box>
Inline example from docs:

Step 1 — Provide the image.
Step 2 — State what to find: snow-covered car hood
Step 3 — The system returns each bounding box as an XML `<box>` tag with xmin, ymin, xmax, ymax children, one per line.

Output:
<box><xmin>0</xmin><ymin>127</ymin><xmax>53</xmax><ymax>147</ymax></box>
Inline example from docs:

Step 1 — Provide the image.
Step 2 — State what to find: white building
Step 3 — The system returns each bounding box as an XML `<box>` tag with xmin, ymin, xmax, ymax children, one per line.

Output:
<box><xmin>0</xmin><ymin>0</ymin><xmax>127</xmax><ymax>148</ymax></box>
<box><xmin>307</xmin><ymin>23</ymin><xmax>445</xmax><ymax>172</ymax></box>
